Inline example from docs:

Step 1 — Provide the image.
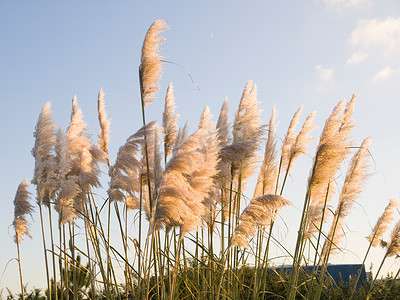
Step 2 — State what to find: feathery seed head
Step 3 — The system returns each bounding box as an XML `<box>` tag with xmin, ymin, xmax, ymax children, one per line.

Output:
<box><xmin>321</xmin><ymin>136</ymin><xmax>372</xmax><ymax>256</ymax></box>
<box><xmin>199</xmin><ymin>106</ymin><xmax>214</xmax><ymax>131</ymax></box>
<box><xmin>367</xmin><ymin>198</ymin><xmax>399</xmax><ymax>247</ymax></box>
<box><xmin>32</xmin><ymin>102</ymin><xmax>57</xmax><ymax>206</ymax></box>
<box><xmin>231</xmin><ymin>81</ymin><xmax>265</xmax><ymax>184</ymax></box>
<box><xmin>231</xmin><ymin>194</ymin><xmax>291</xmax><ymax>248</ymax></box>
<box><xmin>55</xmin><ymin>179</ymin><xmax>79</xmax><ymax>224</ymax></box>
<box><xmin>281</xmin><ymin>105</ymin><xmax>303</xmax><ymax>171</ymax></box>
<box><xmin>140</xmin><ymin>20</ymin><xmax>169</xmax><ymax>108</ymax></box>
<box><xmin>287</xmin><ymin>111</ymin><xmax>317</xmax><ymax>173</ymax></box>
<box><xmin>216</xmin><ymin>97</ymin><xmax>230</xmax><ymax>148</ymax></box>
<box><xmin>153</xmin><ymin>114</ymin><xmax>220</xmax><ymax>234</ymax></box>
<box><xmin>97</xmin><ymin>88</ymin><xmax>111</xmax><ymax>164</ymax></box>
<box><xmin>13</xmin><ymin>179</ymin><xmax>33</xmax><ymax>243</ymax></box>
<box><xmin>253</xmin><ymin>106</ymin><xmax>278</xmax><ymax>198</ymax></box>
<box><xmin>386</xmin><ymin>220</ymin><xmax>400</xmax><ymax>257</ymax></box>
<box><xmin>162</xmin><ymin>82</ymin><xmax>179</xmax><ymax>159</ymax></box>
<box><xmin>306</xmin><ymin>98</ymin><xmax>356</xmax><ymax>237</ymax></box>
<box><xmin>108</xmin><ymin>122</ymin><xmax>156</xmax><ymax>206</ymax></box>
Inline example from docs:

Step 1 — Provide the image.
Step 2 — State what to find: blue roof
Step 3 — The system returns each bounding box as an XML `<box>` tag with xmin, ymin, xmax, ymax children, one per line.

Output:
<box><xmin>275</xmin><ymin>264</ymin><xmax>367</xmax><ymax>289</ymax></box>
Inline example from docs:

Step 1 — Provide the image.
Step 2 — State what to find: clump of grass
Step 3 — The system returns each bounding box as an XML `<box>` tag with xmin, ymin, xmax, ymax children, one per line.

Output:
<box><xmin>10</xmin><ymin>20</ymin><xmax>400</xmax><ymax>300</ymax></box>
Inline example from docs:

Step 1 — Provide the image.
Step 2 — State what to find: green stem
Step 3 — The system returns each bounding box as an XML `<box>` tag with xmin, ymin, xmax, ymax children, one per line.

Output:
<box><xmin>38</xmin><ymin>204</ymin><xmax>51</xmax><ymax>299</ymax></box>
<box><xmin>16</xmin><ymin>240</ymin><xmax>25</xmax><ymax>300</ymax></box>
<box><xmin>47</xmin><ymin>206</ymin><xmax>58</xmax><ymax>300</ymax></box>
<box><xmin>170</xmin><ymin>232</ymin><xmax>183</xmax><ymax>300</ymax></box>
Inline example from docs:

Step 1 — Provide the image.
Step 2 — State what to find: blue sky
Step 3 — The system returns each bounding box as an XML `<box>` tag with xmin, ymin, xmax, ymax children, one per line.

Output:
<box><xmin>1</xmin><ymin>0</ymin><xmax>400</xmax><ymax>293</ymax></box>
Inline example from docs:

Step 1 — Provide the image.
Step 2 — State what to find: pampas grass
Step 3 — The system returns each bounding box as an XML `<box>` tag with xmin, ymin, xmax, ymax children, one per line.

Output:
<box><xmin>253</xmin><ymin>106</ymin><xmax>278</xmax><ymax>198</ymax></box>
<box><xmin>97</xmin><ymin>88</ymin><xmax>111</xmax><ymax>166</ymax></box>
<box><xmin>231</xmin><ymin>194</ymin><xmax>291</xmax><ymax>248</ymax></box>
<box><xmin>153</xmin><ymin>107</ymin><xmax>219</xmax><ymax>234</ymax></box>
<box><xmin>367</xmin><ymin>198</ymin><xmax>399</xmax><ymax>247</ymax></box>
<box><xmin>162</xmin><ymin>83</ymin><xmax>179</xmax><ymax>161</ymax></box>
<box><xmin>139</xmin><ymin>20</ymin><xmax>169</xmax><ymax>108</ymax></box>
<box><xmin>13</xmin><ymin>179</ymin><xmax>33</xmax><ymax>243</ymax></box>
<box><xmin>12</xmin><ymin>179</ymin><xmax>33</xmax><ymax>300</ymax></box>
<box><xmin>12</xmin><ymin>20</ymin><xmax>398</xmax><ymax>300</ymax></box>
<box><xmin>321</xmin><ymin>136</ymin><xmax>372</xmax><ymax>258</ymax></box>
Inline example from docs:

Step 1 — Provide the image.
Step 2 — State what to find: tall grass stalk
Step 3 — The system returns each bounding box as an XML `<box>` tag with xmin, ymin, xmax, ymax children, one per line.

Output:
<box><xmin>47</xmin><ymin>206</ymin><xmax>59</xmax><ymax>300</ymax></box>
<box><xmin>38</xmin><ymin>204</ymin><xmax>52</xmax><ymax>299</ymax></box>
<box><xmin>16</xmin><ymin>235</ymin><xmax>25</xmax><ymax>300</ymax></box>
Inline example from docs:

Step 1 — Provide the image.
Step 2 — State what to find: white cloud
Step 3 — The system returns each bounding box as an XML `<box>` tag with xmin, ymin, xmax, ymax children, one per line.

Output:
<box><xmin>349</xmin><ymin>17</ymin><xmax>400</xmax><ymax>58</ymax></box>
<box><xmin>346</xmin><ymin>52</ymin><xmax>367</xmax><ymax>66</ymax></box>
<box><xmin>372</xmin><ymin>66</ymin><xmax>397</xmax><ymax>83</ymax></box>
<box><xmin>323</xmin><ymin>0</ymin><xmax>371</xmax><ymax>11</ymax></box>
<box><xmin>314</xmin><ymin>65</ymin><xmax>337</xmax><ymax>92</ymax></box>
<box><xmin>315</xmin><ymin>64</ymin><xmax>334</xmax><ymax>81</ymax></box>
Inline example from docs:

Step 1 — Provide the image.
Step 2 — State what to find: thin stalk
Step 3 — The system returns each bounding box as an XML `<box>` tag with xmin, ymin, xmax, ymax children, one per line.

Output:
<box><xmin>63</xmin><ymin>225</ymin><xmax>69</xmax><ymax>300</ymax></box>
<box><xmin>88</xmin><ymin>194</ymin><xmax>112</xmax><ymax>299</ymax></box>
<box><xmin>59</xmin><ymin>224</ymin><xmax>64</xmax><ymax>300</ymax></box>
<box><xmin>349</xmin><ymin>231</ymin><xmax>377</xmax><ymax>300</ymax></box>
<box><xmin>138</xmin><ymin>67</ymin><xmax>153</xmax><ymax>215</ymax></box>
<box><xmin>69</xmin><ymin>223</ymin><xmax>77</xmax><ymax>300</ymax></box>
<box><xmin>287</xmin><ymin>160</ymin><xmax>318</xmax><ymax>300</ymax></box>
<box><xmin>114</xmin><ymin>202</ymin><xmax>132</xmax><ymax>296</ymax></box>
<box><xmin>208</xmin><ymin>218</ymin><xmax>215</xmax><ymax>298</ymax></box>
<box><xmin>279</xmin><ymin>159</ymin><xmax>293</xmax><ymax>195</ymax></box>
<box><xmin>145</xmin><ymin>226</ymin><xmax>157</xmax><ymax>299</ymax></box>
<box><xmin>106</xmin><ymin>198</ymin><xmax>112</xmax><ymax>294</ymax></box>
<box><xmin>170</xmin><ymin>232</ymin><xmax>184</xmax><ymax>300</ymax></box>
<box><xmin>260</xmin><ymin>222</ymin><xmax>275</xmax><ymax>297</ymax></box>
<box><xmin>383</xmin><ymin>264</ymin><xmax>400</xmax><ymax>300</ymax></box>
<box><xmin>48</xmin><ymin>206</ymin><xmax>58</xmax><ymax>300</ymax></box>
<box><xmin>274</xmin><ymin>157</ymin><xmax>283</xmax><ymax>195</ymax></box>
<box><xmin>221</xmin><ymin>188</ymin><xmax>225</xmax><ymax>258</ymax></box>
<box><xmin>138</xmin><ymin>178</ymin><xmax>143</xmax><ymax>296</ymax></box>
<box><xmin>234</xmin><ymin>171</ymin><xmax>243</xmax><ymax>298</ymax></box>
<box><xmin>308</xmin><ymin>184</ymin><xmax>331</xmax><ymax>298</ymax></box>
<box><xmin>226</xmin><ymin>173</ymin><xmax>234</xmax><ymax>294</ymax></box>
<box><xmin>195</xmin><ymin>231</ymin><xmax>200</xmax><ymax>290</ymax></box>
<box><xmin>216</xmin><ymin>246</ymin><xmax>231</xmax><ymax>300</ymax></box>
<box><xmin>16</xmin><ymin>240</ymin><xmax>25</xmax><ymax>300</ymax></box>
<box><xmin>313</xmin><ymin>199</ymin><xmax>340</xmax><ymax>300</ymax></box>
<box><xmin>124</xmin><ymin>203</ymin><xmax>131</xmax><ymax>298</ymax></box>
<box><xmin>38</xmin><ymin>204</ymin><xmax>51</xmax><ymax>299</ymax></box>
<box><xmin>153</xmin><ymin>230</ymin><xmax>161</xmax><ymax>299</ymax></box>
<box><xmin>367</xmin><ymin>253</ymin><xmax>388</xmax><ymax>299</ymax></box>
<box><xmin>253</xmin><ymin>229</ymin><xmax>261</xmax><ymax>300</ymax></box>
<box><xmin>373</xmin><ymin>254</ymin><xmax>387</xmax><ymax>282</ymax></box>
<box><xmin>83</xmin><ymin>204</ymin><xmax>96</xmax><ymax>299</ymax></box>
<box><xmin>164</xmin><ymin>231</ymin><xmax>172</xmax><ymax>294</ymax></box>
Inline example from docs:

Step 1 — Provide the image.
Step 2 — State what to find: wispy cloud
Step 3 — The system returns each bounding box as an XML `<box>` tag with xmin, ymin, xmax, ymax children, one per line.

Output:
<box><xmin>323</xmin><ymin>0</ymin><xmax>371</xmax><ymax>12</ymax></box>
<box><xmin>372</xmin><ymin>66</ymin><xmax>397</xmax><ymax>83</ymax></box>
<box><xmin>349</xmin><ymin>17</ymin><xmax>400</xmax><ymax>59</ymax></box>
<box><xmin>315</xmin><ymin>65</ymin><xmax>333</xmax><ymax>81</ymax></box>
<box><xmin>346</xmin><ymin>52</ymin><xmax>367</xmax><ymax>66</ymax></box>
<box><xmin>347</xmin><ymin>17</ymin><xmax>400</xmax><ymax>82</ymax></box>
<box><xmin>315</xmin><ymin>65</ymin><xmax>337</xmax><ymax>92</ymax></box>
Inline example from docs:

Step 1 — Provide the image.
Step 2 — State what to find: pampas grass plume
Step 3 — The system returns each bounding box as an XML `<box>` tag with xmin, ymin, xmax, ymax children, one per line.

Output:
<box><xmin>32</xmin><ymin>102</ymin><xmax>57</xmax><ymax>206</ymax></box>
<box><xmin>281</xmin><ymin>106</ymin><xmax>303</xmax><ymax>171</ymax></box>
<box><xmin>162</xmin><ymin>82</ymin><xmax>179</xmax><ymax>160</ymax></box>
<box><xmin>231</xmin><ymin>194</ymin><xmax>291</xmax><ymax>248</ymax></box>
<box><xmin>97</xmin><ymin>88</ymin><xmax>111</xmax><ymax>165</ymax></box>
<box><xmin>140</xmin><ymin>20</ymin><xmax>169</xmax><ymax>108</ymax></box>
<box><xmin>321</xmin><ymin>136</ymin><xmax>371</xmax><ymax>256</ymax></box>
<box><xmin>216</xmin><ymin>97</ymin><xmax>229</xmax><ymax>148</ymax></box>
<box><xmin>13</xmin><ymin>179</ymin><xmax>33</xmax><ymax>243</ymax></box>
<box><xmin>367</xmin><ymin>198</ymin><xmax>399</xmax><ymax>247</ymax></box>
<box><xmin>253</xmin><ymin>106</ymin><xmax>278</xmax><ymax>197</ymax></box>
<box><xmin>385</xmin><ymin>220</ymin><xmax>400</xmax><ymax>257</ymax></box>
